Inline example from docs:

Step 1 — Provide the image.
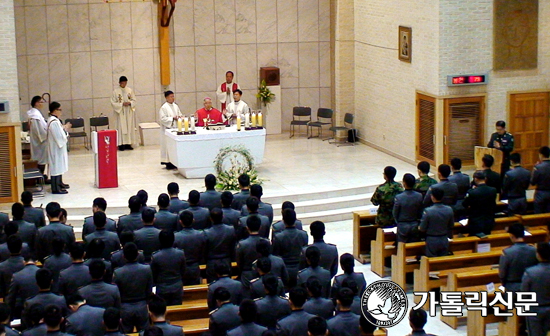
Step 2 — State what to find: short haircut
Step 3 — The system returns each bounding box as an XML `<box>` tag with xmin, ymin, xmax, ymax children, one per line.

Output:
<box><xmin>103</xmin><ymin>308</ymin><xmax>120</xmax><ymax>330</ymax></box>
<box><xmin>417</xmin><ymin>161</ymin><xmax>430</xmax><ymax>174</ymax></box>
<box><xmin>87</xmin><ymin>238</ymin><xmax>105</xmax><ymax>258</ymax></box>
<box><xmin>142</xmin><ymin>207</ymin><xmax>156</xmax><ymax>224</ymax></box>
<box><xmin>238</xmin><ymin>174</ymin><xmax>250</xmax><ymax>187</ymax></box>
<box><xmin>306</xmin><ymin>276</ymin><xmax>323</xmax><ymax>298</ymax></box>
<box><xmin>188</xmin><ymin>190</ymin><xmax>200</xmax><ymax>205</ymax></box>
<box><xmin>120</xmin><ymin>230</ymin><xmax>135</xmax><ymax>246</ymax></box>
<box><xmin>337</xmin><ymin>288</ymin><xmax>354</xmax><ymax>308</ymax></box>
<box><xmin>143</xmin><ymin>326</ymin><xmax>163</xmax><ymax>336</ymax></box>
<box><xmin>0</xmin><ymin>303</ymin><xmax>10</xmax><ymax>323</ymax></box>
<box><xmin>256</xmin><ymin>239</ymin><xmax>271</xmax><ymax>257</ymax></box>
<box><xmin>438</xmin><ymin>164</ymin><xmax>451</xmax><ymax>178</ymax></box>
<box><xmin>27</xmin><ymin>303</ymin><xmax>44</xmax><ymax>327</ymax></box>
<box><xmin>340</xmin><ymin>253</ymin><xmax>355</xmax><ymax>274</ymax></box>
<box><xmin>93</xmin><ymin>197</ymin><xmax>107</xmax><ymax>211</ymax></box>
<box><xmin>66</xmin><ymin>293</ymin><xmax>85</xmax><ymax>306</ymax></box>
<box><xmin>89</xmin><ymin>259</ymin><xmax>106</xmax><ymax>279</ymax></box>
<box><xmin>310</xmin><ymin>221</ymin><xmax>325</xmax><ymax>239</ymax></box>
<box><xmin>210</xmin><ymin>208</ymin><xmax>223</xmax><ymax>224</ymax></box>
<box><xmin>306</xmin><ymin>245</ymin><xmax>321</xmax><ymax>268</ymax></box>
<box><xmin>539</xmin><ymin>146</ymin><xmax>550</xmax><ymax>158</ymax></box>
<box><xmin>281</xmin><ymin>201</ymin><xmax>295</xmax><ymax>210</ymax></box>
<box><xmin>157</xmin><ymin>193</ymin><xmax>170</xmax><ymax>208</ymax></box>
<box><xmin>159</xmin><ymin>230</ymin><xmax>174</xmax><ymax>249</ymax></box>
<box><xmin>7</xmin><ymin>235</ymin><xmax>22</xmax><ymax>255</ymax></box>
<box><xmin>119</xmin><ymin>76</ymin><xmax>128</xmax><ymax>82</ymax></box>
<box><xmin>213</xmin><ymin>287</ymin><xmax>231</xmax><ymax>302</ymax></box>
<box><xmin>246</xmin><ymin>215</ymin><xmax>262</xmax><ymax>232</ymax></box>
<box><xmin>31</xmin><ymin>96</ymin><xmax>42</xmax><ymax>108</ymax></box>
<box><xmin>123</xmin><ymin>242</ymin><xmax>139</xmax><ymax>262</ymax></box>
<box><xmin>256</xmin><ymin>257</ymin><xmax>272</xmax><ymax>274</ymax></box>
<box><xmin>93</xmin><ymin>211</ymin><xmax>107</xmax><ymax>228</ymax></box>
<box><xmin>137</xmin><ymin>190</ymin><xmax>148</xmax><ymax>205</ymax></box>
<box><xmin>46</xmin><ymin>202</ymin><xmax>62</xmax><ymax>218</ymax></box>
<box><xmin>179</xmin><ymin>210</ymin><xmax>194</xmax><ymax>228</ymax></box>
<box><xmin>403</xmin><ymin>173</ymin><xmax>416</xmax><ymax>188</ymax></box>
<box><xmin>36</xmin><ymin>268</ymin><xmax>53</xmax><ymax>290</ymax></box>
<box><xmin>49</xmin><ymin>102</ymin><xmax>61</xmax><ymax>113</ymax></box>
<box><xmin>482</xmin><ymin>154</ymin><xmax>494</xmax><ymax>168</ymax></box>
<box><xmin>307</xmin><ymin>316</ymin><xmax>327</xmax><ymax>336</ymax></box>
<box><xmin>509</xmin><ymin>152</ymin><xmax>521</xmax><ymax>164</ymax></box>
<box><xmin>289</xmin><ymin>287</ymin><xmax>307</xmax><ymax>308</ymax></box>
<box><xmin>70</xmin><ymin>242</ymin><xmax>86</xmax><ymax>260</ymax></box>
<box><xmin>450</xmin><ymin>157</ymin><xmax>462</xmax><ymax>170</ymax></box>
<box><xmin>246</xmin><ymin>196</ymin><xmax>260</xmax><ymax>212</ymax></box>
<box><xmin>239</xmin><ymin>299</ymin><xmax>257</xmax><ymax>324</ymax></box>
<box><xmin>60</xmin><ymin>208</ymin><xmax>67</xmax><ymax>220</ymax></box>
<box><xmin>164</xmin><ymin>91</ymin><xmax>174</xmax><ymax>98</ymax></box>
<box><xmin>262</xmin><ymin>273</ymin><xmax>278</xmax><ymax>295</ymax></box>
<box><xmin>148</xmin><ymin>295</ymin><xmax>167</xmax><ymax>317</ymax></box>
<box><xmin>220</xmin><ymin>191</ymin><xmax>234</xmax><ymax>207</ymax></box>
<box><xmin>360</xmin><ymin>313</ymin><xmax>377</xmax><ymax>333</ymax></box>
<box><xmin>214</xmin><ymin>260</ymin><xmax>231</xmax><ymax>276</ymax></box>
<box><xmin>409</xmin><ymin>308</ymin><xmax>428</xmax><ymax>329</ymax></box>
<box><xmin>507</xmin><ymin>223</ymin><xmax>525</xmax><ymax>239</ymax></box>
<box><xmin>44</xmin><ymin>304</ymin><xmax>63</xmax><ymax>328</ymax></box>
<box><xmin>341</xmin><ymin>278</ymin><xmax>358</xmax><ymax>295</ymax></box>
<box><xmin>234</xmin><ymin>89</ymin><xmax>243</xmax><ymax>95</ymax></box>
<box><xmin>473</xmin><ymin>170</ymin><xmax>486</xmax><ymax>180</ymax></box>
<box><xmin>537</xmin><ymin>242</ymin><xmax>550</xmax><ymax>261</ymax></box>
<box><xmin>11</xmin><ymin>202</ymin><xmax>24</xmax><ymax>220</ymax></box>
<box><xmin>384</xmin><ymin>166</ymin><xmax>397</xmax><ymax>180</ymax></box>
<box><xmin>430</xmin><ymin>187</ymin><xmax>444</xmax><ymax>201</ymax></box>
<box><xmin>496</xmin><ymin>120</ymin><xmax>506</xmax><ymax>128</ymax></box>
<box><xmin>21</xmin><ymin>191</ymin><xmax>33</xmax><ymax>205</ymax></box>
<box><xmin>226</xmin><ymin>71</ymin><xmax>234</xmax><ymax>76</ymax></box>
<box><xmin>128</xmin><ymin>196</ymin><xmax>141</xmax><ymax>213</ymax></box>
<box><xmin>205</xmin><ymin>174</ymin><xmax>217</xmax><ymax>190</ymax></box>
<box><xmin>4</xmin><ymin>221</ymin><xmax>18</xmax><ymax>237</ymax></box>
<box><xmin>52</xmin><ymin>237</ymin><xmax>65</xmax><ymax>256</ymax></box>
<box><xmin>282</xmin><ymin>208</ymin><xmax>296</xmax><ymax>226</ymax></box>
<box><xmin>167</xmin><ymin>182</ymin><xmax>179</xmax><ymax>195</ymax></box>
<box><xmin>250</xmin><ymin>184</ymin><xmax>263</xmax><ymax>198</ymax></box>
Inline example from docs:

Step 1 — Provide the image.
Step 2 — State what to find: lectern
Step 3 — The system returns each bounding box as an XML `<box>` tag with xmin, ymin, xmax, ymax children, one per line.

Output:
<box><xmin>92</xmin><ymin>130</ymin><xmax>118</xmax><ymax>188</ymax></box>
<box><xmin>474</xmin><ymin>146</ymin><xmax>503</xmax><ymax>174</ymax></box>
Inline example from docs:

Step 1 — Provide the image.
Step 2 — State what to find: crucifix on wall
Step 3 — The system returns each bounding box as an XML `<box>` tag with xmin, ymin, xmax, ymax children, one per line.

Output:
<box><xmin>158</xmin><ymin>0</ymin><xmax>176</xmax><ymax>86</ymax></box>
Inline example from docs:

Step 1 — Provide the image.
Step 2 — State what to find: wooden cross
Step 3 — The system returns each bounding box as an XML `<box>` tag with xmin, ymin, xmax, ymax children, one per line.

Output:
<box><xmin>159</xmin><ymin>0</ymin><xmax>176</xmax><ymax>86</ymax></box>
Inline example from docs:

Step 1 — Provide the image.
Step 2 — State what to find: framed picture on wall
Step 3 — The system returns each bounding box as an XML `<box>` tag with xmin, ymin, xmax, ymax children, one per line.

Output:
<box><xmin>398</xmin><ymin>26</ymin><xmax>412</xmax><ymax>63</ymax></box>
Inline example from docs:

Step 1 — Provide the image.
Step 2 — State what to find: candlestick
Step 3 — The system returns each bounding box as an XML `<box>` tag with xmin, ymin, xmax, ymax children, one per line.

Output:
<box><xmin>251</xmin><ymin>112</ymin><xmax>257</xmax><ymax>127</ymax></box>
<box><xmin>190</xmin><ymin>116</ymin><xmax>195</xmax><ymax>131</ymax></box>
<box><xmin>236</xmin><ymin>114</ymin><xmax>241</xmax><ymax>131</ymax></box>
<box><xmin>177</xmin><ymin>118</ymin><xmax>182</xmax><ymax>133</ymax></box>
<box><xmin>245</xmin><ymin>112</ymin><xmax>250</xmax><ymax>128</ymax></box>
<box><xmin>257</xmin><ymin>112</ymin><xmax>263</xmax><ymax>127</ymax></box>
<box><xmin>184</xmin><ymin>117</ymin><xmax>189</xmax><ymax>132</ymax></box>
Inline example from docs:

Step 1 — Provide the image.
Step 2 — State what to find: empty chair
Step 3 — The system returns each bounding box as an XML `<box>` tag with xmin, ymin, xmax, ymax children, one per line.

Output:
<box><xmin>23</xmin><ymin>161</ymin><xmax>45</xmax><ymax>196</ymax></box>
<box><xmin>89</xmin><ymin>116</ymin><xmax>109</xmax><ymax>143</ymax></box>
<box><xmin>290</xmin><ymin>106</ymin><xmax>312</xmax><ymax>138</ymax></box>
<box><xmin>65</xmin><ymin>118</ymin><xmax>88</xmax><ymax>150</ymax></box>
<box><xmin>329</xmin><ymin>113</ymin><xmax>356</xmax><ymax>147</ymax></box>
<box><xmin>307</xmin><ymin>108</ymin><xmax>334</xmax><ymax>139</ymax></box>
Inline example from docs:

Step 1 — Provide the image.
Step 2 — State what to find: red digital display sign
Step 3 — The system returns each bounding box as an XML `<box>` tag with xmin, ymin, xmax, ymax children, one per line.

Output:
<box><xmin>448</xmin><ymin>74</ymin><xmax>488</xmax><ymax>86</ymax></box>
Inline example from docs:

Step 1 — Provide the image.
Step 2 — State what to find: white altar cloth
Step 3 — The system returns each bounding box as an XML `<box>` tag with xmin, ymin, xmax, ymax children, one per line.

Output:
<box><xmin>165</xmin><ymin>126</ymin><xmax>266</xmax><ymax>178</ymax></box>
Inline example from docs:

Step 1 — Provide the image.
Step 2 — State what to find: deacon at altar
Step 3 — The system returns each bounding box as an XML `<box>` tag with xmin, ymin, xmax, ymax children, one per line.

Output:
<box><xmin>47</xmin><ymin>102</ymin><xmax>70</xmax><ymax>194</ymax></box>
<box><xmin>216</xmin><ymin>71</ymin><xmax>240</xmax><ymax>112</ymax></box>
<box><xmin>159</xmin><ymin>90</ymin><xmax>182</xmax><ymax>170</ymax></box>
<box><xmin>111</xmin><ymin>76</ymin><xmax>137</xmax><ymax>151</ymax></box>
<box><xmin>225</xmin><ymin>90</ymin><xmax>249</xmax><ymax>122</ymax></box>
<box><xmin>27</xmin><ymin>96</ymin><xmax>48</xmax><ymax>181</ymax></box>
<box><xmin>195</xmin><ymin>97</ymin><xmax>224</xmax><ymax>126</ymax></box>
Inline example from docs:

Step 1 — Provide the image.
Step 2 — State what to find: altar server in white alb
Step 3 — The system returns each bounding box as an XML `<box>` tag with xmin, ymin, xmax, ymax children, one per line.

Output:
<box><xmin>47</xmin><ymin>102</ymin><xmax>71</xmax><ymax>194</ymax></box>
<box><xmin>111</xmin><ymin>76</ymin><xmax>137</xmax><ymax>151</ymax></box>
<box><xmin>216</xmin><ymin>71</ymin><xmax>240</xmax><ymax>113</ymax></box>
<box><xmin>225</xmin><ymin>90</ymin><xmax>249</xmax><ymax>124</ymax></box>
<box><xmin>27</xmin><ymin>96</ymin><xmax>49</xmax><ymax>181</ymax></box>
<box><xmin>159</xmin><ymin>90</ymin><xmax>182</xmax><ymax>170</ymax></box>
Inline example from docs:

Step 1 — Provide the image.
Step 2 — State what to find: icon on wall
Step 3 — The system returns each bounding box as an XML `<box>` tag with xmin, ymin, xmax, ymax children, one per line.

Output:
<box><xmin>398</xmin><ymin>26</ymin><xmax>412</xmax><ymax>63</ymax></box>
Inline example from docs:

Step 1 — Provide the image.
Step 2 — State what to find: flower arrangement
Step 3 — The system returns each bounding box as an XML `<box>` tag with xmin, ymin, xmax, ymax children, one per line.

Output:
<box><xmin>256</xmin><ymin>79</ymin><xmax>275</xmax><ymax>106</ymax></box>
<box><xmin>214</xmin><ymin>145</ymin><xmax>262</xmax><ymax>190</ymax></box>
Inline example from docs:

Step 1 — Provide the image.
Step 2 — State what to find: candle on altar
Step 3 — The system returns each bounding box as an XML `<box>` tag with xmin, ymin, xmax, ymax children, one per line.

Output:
<box><xmin>257</xmin><ymin>112</ymin><xmax>263</xmax><ymax>127</ymax></box>
<box><xmin>236</xmin><ymin>114</ymin><xmax>241</xmax><ymax>131</ymax></box>
<box><xmin>245</xmin><ymin>112</ymin><xmax>250</xmax><ymax>128</ymax></box>
<box><xmin>184</xmin><ymin>116</ymin><xmax>189</xmax><ymax>132</ymax></box>
<box><xmin>177</xmin><ymin>118</ymin><xmax>182</xmax><ymax>133</ymax></box>
<box><xmin>190</xmin><ymin>116</ymin><xmax>195</xmax><ymax>131</ymax></box>
<box><xmin>251</xmin><ymin>112</ymin><xmax>257</xmax><ymax>127</ymax></box>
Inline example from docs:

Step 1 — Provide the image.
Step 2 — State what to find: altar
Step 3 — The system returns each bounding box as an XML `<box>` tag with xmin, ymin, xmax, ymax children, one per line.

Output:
<box><xmin>165</xmin><ymin>126</ymin><xmax>266</xmax><ymax>178</ymax></box>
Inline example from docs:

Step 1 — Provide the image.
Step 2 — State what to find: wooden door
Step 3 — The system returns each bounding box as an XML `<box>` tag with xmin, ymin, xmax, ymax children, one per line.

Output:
<box><xmin>444</xmin><ymin>96</ymin><xmax>485</xmax><ymax>165</ymax></box>
<box><xmin>509</xmin><ymin>92</ymin><xmax>550</xmax><ymax>171</ymax></box>
<box><xmin>0</xmin><ymin>125</ymin><xmax>18</xmax><ymax>203</ymax></box>
<box><xmin>416</xmin><ymin>93</ymin><xmax>436</xmax><ymax>165</ymax></box>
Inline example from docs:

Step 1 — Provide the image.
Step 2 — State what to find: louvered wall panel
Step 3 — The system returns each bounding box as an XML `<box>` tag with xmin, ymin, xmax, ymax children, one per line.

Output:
<box><xmin>0</xmin><ymin>132</ymin><xmax>12</xmax><ymax>199</ymax></box>
<box><xmin>418</xmin><ymin>95</ymin><xmax>435</xmax><ymax>163</ymax></box>
<box><xmin>448</xmin><ymin>102</ymin><xmax>481</xmax><ymax>161</ymax></box>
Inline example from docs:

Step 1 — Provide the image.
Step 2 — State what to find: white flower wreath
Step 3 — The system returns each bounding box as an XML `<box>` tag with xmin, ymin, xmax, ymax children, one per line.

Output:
<box><xmin>213</xmin><ymin>145</ymin><xmax>262</xmax><ymax>190</ymax></box>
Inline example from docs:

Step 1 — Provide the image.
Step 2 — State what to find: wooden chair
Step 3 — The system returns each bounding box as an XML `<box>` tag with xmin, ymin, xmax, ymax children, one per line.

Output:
<box><xmin>352</xmin><ymin>211</ymin><xmax>379</xmax><ymax>263</ymax></box>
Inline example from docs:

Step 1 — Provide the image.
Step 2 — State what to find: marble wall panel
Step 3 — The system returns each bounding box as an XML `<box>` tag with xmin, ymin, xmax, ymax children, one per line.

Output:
<box><xmin>91</xmin><ymin>51</ymin><xmax>113</xmax><ymax>99</ymax></box>
<box><xmin>299</xmin><ymin>88</ymin><xmax>320</xmax><ymax>115</ymax></box>
<box><xmin>67</xmin><ymin>0</ymin><xmax>86</xmax><ymax>5</ymax></box>
<box><xmin>215</xmin><ymin>0</ymin><xmax>236</xmax><ymax>45</ymax></box>
<box><xmin>17</xmin><ymin>56</ymin><xmax>29</xmax><ymax>105</ymax></box>
<box><xmin>174</xmin><ymin>93</ymin><xmax>197</xmax><ymax>117</ymax></box>
<box><xmin>68</xmin><ymin>4</ymin><xmax>90</xmax><ymax>52</ymax></box>
<box><xmin>110</xmin><ymin>3</ymin><xmax>133</xmax><ymax>50</ymax></box>
<box><xmin>193</xmin><ymin>0</ymin><xmax>215</xmax><ymax>46</ymax></box>
<box><xmin>46</xmin><ymin>0</ymin><xmax>66</xmax><ymax>5</ymax></box>
<box><xmin>277</xmin><ymin>0</ymin><xmax>298</xmax><ymax>43</ymax></box>
<box><xmin>26</xmin><ymin>6</ymin><xmax>48</xmax><ymax>55</ymax></box>
<box><xmin>241</xmin><ymin>89</ymin><xmax>257</xmax><ymax>109</ymax></box>
<box><xmin>56</xmin><ymin>100</ymin><xmax>72</xmax><ymax>119</ymax></box>
<box><xmin>49</xmin><ymin>53</ymin><xmax>72</xmax><ymax>101</ymax></box>
<box><xmin>216</xmin><ymin>45</ymin><xmax>236</xmax><ymax>84</ymax></box>
<box><xmin>280</xmin><ymin>88</ymin><xmax>298</xmax><ymax>131</ymax></box>
<box><xmin>111</xmin><ymin>49</ymin><xmax>134</xmax><ymax>87</ymax></box>
<box><xmin>70</xmin><ymin>52</ymin><xmax>93</xmax><ymax>99</ymax></box>
<box><xmin>320</xmin><ymin>87</ymin><xmax>331</xmax><ymax>109</ymax></box>
<box><xmin>71</xmin><ymin>100</ymin><xmax>93</xmax><ymax>128</ymax></box>
<box><xmin>24</xmin><ymin>0</ymin><xmax>45</xmax><ymax>6</ymax></box>
<box><xmin>318</xmin><ymin>0</ymin><xmax>330</xmax><ymax>42</ymax></box>
<box><xmin>278</xmin><ymin>42</ymin><xmax>298</xmax><ymax>88</ymax></box>
<box><xmin>89</xmin><ymin>4</ymin><xmax>111</xmax><ymax>51</ymax></box>
<box><xmin>319</xmin><ymin>42</ymin><xmax>331</xmax><ymax>86</ymax></box>
<box><xmin>255</xmin><ymin>0</ymin><xmax>277</xmax><ymax>43</ymax></box>
<box><xmin>152</xmin><ymin>47</ymin><xmax>162</xmax><ymax>94</ymax></box>
<box><xmin>45</xmin><ymin>5</ymin><xmax>68</xmax><ymax>54</ymax></box>
<box><xmin>132</xmin><ymin>49</ymin><xmax>155</xmax><ymax>96</ymax></box>
<box><xmin>298</xmin><ymin>0</ymin><xmax>318</xmax><ymax>42</ymax></box>
<box><xmin>298</xmin><ymin>42</ymin><xmax>320</xmax><ymax>88</ymax></box>
<box><xmin>135</xmin><ymin>94</ymin><xmax>156</xmax><ymax>123</ymax></box>
<box><xmin>14</xmin><ymin>0</ymin><xmax>24</xmax><ymax>7</ymax></box>
<box><xmin>131</xmin><ymin>2</ymin><xmax>154</xmax><ymax>49</ymax></box>
<box><xmin>14</xmin><ymin>6</ymin><xmax>26</xmax><ymax>56</ymax></box>
<box><xmin>92</xmin><ymin>98</ymin><xmax>112</xmax><ymax>119</ymax></box>
<box><xmin>174</xmin><ymin>47</ymin><xmax>196</xmax><ymax>93</ymax></box>
<box><xmin>236</xmin><ymin>44</ymin><xmax>258</xmax><ymax>90</ymax></box>
<box><xmin>173</xmin><ymin>0</ymin><xmax>195</xmax><ymax>47</ymax></box>
<box><xmin>236</xmin><ymin>0</ymin><xmax>256</xmax><ymax>44</ymax></box>
<box><xmin>27</xmin><ymin>55</ymin><xmax>50</xmax><ymax>97</ymax></box>
<box><xmin>257</xmin><ymin>43</ymin><xmax>278</xmax><ymax>68</ymax></box>
<box><xmin>195</xmin><ymin>46</ymin><xmax>216</xmax><ymax>92</ymax></box>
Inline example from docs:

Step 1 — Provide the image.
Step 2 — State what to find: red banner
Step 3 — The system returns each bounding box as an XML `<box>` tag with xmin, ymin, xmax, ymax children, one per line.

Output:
<box><xmin>97</xmin><ymin>130</ymin><xmax>118</xmax><ymax>188</ymax></box>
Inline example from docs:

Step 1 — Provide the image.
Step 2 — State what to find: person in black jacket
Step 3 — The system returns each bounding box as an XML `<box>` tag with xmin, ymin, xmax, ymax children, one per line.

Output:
<box><xmin>463</xmin><ymin>171</ymin><xmax>497</xmax><ymax>236</ymax></box>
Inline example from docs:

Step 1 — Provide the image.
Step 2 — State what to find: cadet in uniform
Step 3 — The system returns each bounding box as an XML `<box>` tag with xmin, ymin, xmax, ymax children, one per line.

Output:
<box><xmin>423</xmin><ymin>164</ymin><xmax>458</xmax><ymax>207</ymax></box>
<box><xmin>199</xmin><ymin>174</ymin><xmax>222</xmax><ymax>210</ymax></box>
<box><xmin>78</xmin><ymin>260</ymin><xmax>121</xmax><ymax>309</ymax></box>
<box><xmin>405</xmin><ymin>308</ymin><xmax>437</xmax><ymax>336</ymax></box>
<box><xmin>83</xmin><ymin>239</ymin><xmax>113</xmax><ymax>284</ymax></box>
<box><xmin>449</xmin><ymin>158</ymin><xmax>471</xmax><ymax>219</ymax></box>
<box><xmin>174</xmin><ymin>211</ymin><xmax>205</xmax><ymax>285</ymax></box>
<box><xmin>0</xmin><ymin>222</ymin><xmax>31</xmax><ymax>262</ymax></box>
<box><xmin>238</xmin><ymin>197</ymin><xmax>270</xmax><ymax>239</ymax></box>
<box><xmin>35</xmin><ymin>202</ymin><xmax>75</xmax><ymax>262</ymax></box>
<box><xmin>0</xmin><ymin>236</ymin><xmax>25</xmax><ymax>299</ymax></box>
<box><xmin>186</xmin><ymin>190</ymin><xmax>211</xmax><ymax>230</ymax></box>
<box><xmin>209</xmin><ymin>287</ymin><xmax>241</xmax><ymax>336</ymax></box>
<box><xmin>82</xmin><ymin>197</ymin><xmax>116</xmax><ymax>238</ymax></box>
<box><xmin>0</xmin><ymin>213</ymin><xmax>7</xmax><ymax>229</ymax></box>
<box><xmin>133</xmin><ymin>208</ymin><xmax>161</xmax><ymax>263</ymax></box>
<box><xmin>204</xmin><ymin>208</ymin><xmax>236</xmax><ymax>283</ymax></box>
<box><xmin>21</xmin><ymin>303</ymin><xmax>46</xmax><ymax>336</ymax></box>
<box><xmin>65</xmin><ymin>293</ymin><xmax>105</xmax><ymax>336</ymax></box>
<box><xmin>327</xmin><ymin>288</ymin><xmax>360</xmax><ymax>336</ymax></box>
<box><xmin>103</xmin><ymin>308</ymin><xmax>125</xmax><ymax>336</ymax></box>
<box><xmin>6</xmin><ymin>254</ymin><xmax>39</xmax><ymax>319</ymax></box>
<box><xmin>254</xmin><ymin>274</ymin><xmax>291</xmax><ymax>329</ymax></box>
<box><xmin>276</xmin><ymin>287</ymin><xmax>315</xmax><ymax>336</ymax></box>
<box><xmin>110</xmin><ymin>231</ymin><xmax>145</xmax><ymax>269</ymax></box>
<box><xmin>11</xmin><ymin>203</ymin><xmax>37</xmax><ymax>252</ymax></box>
<box><xmin>393</xmin><ymin>173</ymin><xmax>423</xmax><ymax>243</ymax></box>
<box><xmin>531</xmin><ymin>146</ymin><xmax>550</xmax><ymax>214</ymax></box>
<box><xmin>502</xmin><ymin>153</ymin><xmax>531</xmax><ymax>215</ymax></box>
<box><xmin>481</xmin><ymin>154</ymin><xmax>502</xmax><ymax>194</ymax></box>
<box><xmin>23</xmin><ymin>269</ymin><xmax>67</xmax><ymax>328</ymax></box>
<box><xmin>521</xmin><ymin>242</ymin><xmax>550</xmax><ymax>336</ymax></box>
<box><xmin>308</xmin><ymin>317</ymin><xmax>328</xmax><ymax>336</ymax></box>
<box><xmin>167</xmin><ymin>182</ymin><xmax>189</xmax><ymax>215</ymax></box>
<box><xmin>240</xmin><ymin>185</ymin><xmax>274</xmax><ymax>224</ymax></box>
<box><xmin>297</xmin><ymin>246</ymin><xmax>331</xmax><ymax>298</ymax></box>
<box><xmin>113</xmin><ymin>243</ymin><xmax>153</xmax><ymax>334</ymax></box>
<box><xmin>220</xmin><ymin>191</ymin><xmax>241</xmax><ymax>227</ymax></box>
<box><xmin>150</xmin><ymin>230</ymin><xmax>186</xmax><ymax>305</ymax></box>
<box><xmin>42</xmin><ymin>238</ymin><xmax>72</xmax><ymax>292</ymax></box>
<box><xmin>419</xmin><ymin>188</ymin><xmax>454</xmax><ymax>257</ymax></box>
<box><xmin>226</xmin><ymin>299</ymin><xmax>267</xmax><ymax>336</ymax></box>
<box><xmin>255</xmin><ymin>239</ymin><xmax>288</xmax><ymax>287</ymax></box>
<box><xmin>235</xmin><ymin>216</ymin><xmax>266</xmax><ymax>287</ymax></box>
<box><xmin>249</xmin><ymin>257</ymin><xmax>285</xmax><ymax>300</ymax></box>
<box><xmin>207</xmin><ymin>261</ymin><xmax>244</xmax><ymax>311</ymax></box>
<box><xmin>487</xmin><ymin>120</ymin><xmax>514</xmax><ymax>177</ymax></box>
<box><xmin>58</xmin><ymin>242</ymin><xmax>91</xmax><ymax>297</ymax></box>
<box><xmin>143</xmin><ymin>295</ymin><xmax>184</xmax><ymax>336</ymax></box>
<box><xmin>299</xmin><ymin>221</ymin><xmax>338</xmax><ymax>277</ymax></box>
<box><xmin>463</xmin><ymin>171</ymin><xmax>497</xmax><ymax>236</ymax></box>
<box><xmin>231</xmin><ymin>174</ymin><xmax>251</xmax><ymax>211</ymax></box>
<box><xmin>84</xmin><ymin>212</ymin><xmax>120</xmax><ymax>261</ymax></box>
<box><xmin>154</xmin><ymin>194</ymin><xmax>178</xmax><ymax>232</ymax></box>
<box><xmin>0</xmin><ymin>303</ymin><xmax>18</xmax><ymax>336</ymax></box>
<box><xmin>371</xmin><ymin>166</ymin><xmax>403</xmax><ymax>227</ymax></box>
<box><xmin>271</xmin><ymin>201</ymin><xmax>304</xmax><ymax>235</ymax></box>
<box><xmin>414</xmin><ymin>161</ymin><xmax>437</xmax><ymax>197</ymax></box>
<box><xmin>303</xmin><ymin>277</ymin><xmax>334</xmax><ymax>320</ymax></box>
<box><xmin>117</xmin><ymin>196</ymin><xmax>144</xmax><ymax>235</ymax></box>
<box><xmin>42</xmin><ymin>304</ymin><xmax>71</xmax><ymax>336</ymax></box>
<box><xmin>499</xmin><ymin>223</ymin><xmax>537</xmax><ymax>293</ymax></box>
<box><xmin>20</xmin><ymin>191</ymin><xmax>46</xmax><ymax>229</ymax></box>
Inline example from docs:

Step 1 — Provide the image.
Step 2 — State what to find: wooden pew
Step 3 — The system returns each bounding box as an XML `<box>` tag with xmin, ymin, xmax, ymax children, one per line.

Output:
<box><xmin>352</xmin><ymin>211</ymin><xmax>379</xmax><ymax>263</ymax></box>
<box><xmin>172</xmin><ymin>318</ymin><xmax>210</xmax><ymax>335</ymax></box>
<box><xmin>467</xmin><ymin>308</ymin><xmax>520</xmax><ymax>336</ymax></box>
<box><xmin>166</xmin><ymin>299</ymin><xmax>209</xmax><ymax>320</ymax></box>
<box><xmin>520</xmin><ymin>213</ymin><xmax>550</xmax><ymax>231</ymax></box>
<box><xmin>183</xmin><ymin>284</ymin><xmax>208</xmax><ymax>301</ymax></box>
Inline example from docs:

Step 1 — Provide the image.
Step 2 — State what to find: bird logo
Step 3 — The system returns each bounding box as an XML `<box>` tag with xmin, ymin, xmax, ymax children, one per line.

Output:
<box><xmin>361</xmin><ymin>280</ymin><xmax>408</xmax><ymax>328</ymax></box>
<box><xmin>368</xmin><ymin>291</ymin><xmax>402</xmax><ymax>319</ymax></box>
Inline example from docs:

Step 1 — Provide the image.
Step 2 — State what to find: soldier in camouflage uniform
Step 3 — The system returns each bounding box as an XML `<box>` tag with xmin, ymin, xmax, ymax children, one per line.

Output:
<box><xmin>414</xmin><ymin>161</ymin><xmax>437</xmax><ymax>197</ymax></box>
<box><xmin>370</xmin><ymin>166</ymin><xmax>403</xmax><ymax>227</ymax></box>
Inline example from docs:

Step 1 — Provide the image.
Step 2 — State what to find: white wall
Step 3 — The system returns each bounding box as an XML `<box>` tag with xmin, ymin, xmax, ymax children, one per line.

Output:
<box><xmin>0</xmin><ymin>0</ymin><xmax>20</xmax><ymax>124</ymax></box>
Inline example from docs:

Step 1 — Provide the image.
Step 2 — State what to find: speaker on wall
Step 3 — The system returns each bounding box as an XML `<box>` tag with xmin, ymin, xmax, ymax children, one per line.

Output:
<box><xmin>260</xmin><ymin>67</ymin><xmax>280</xmax><ymax>86</ymax></box>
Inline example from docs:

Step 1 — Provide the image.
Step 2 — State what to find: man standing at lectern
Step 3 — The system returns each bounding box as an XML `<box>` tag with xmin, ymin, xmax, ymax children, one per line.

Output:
<box><xmin>487</xmin><ymin>120</ymin><xmax>514</xmax><ymax>176</ymax></box>
<box><xmin>216</xmin><ymin>71</ymin><xmax>240</xmax><ymax>113</ymax></box>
